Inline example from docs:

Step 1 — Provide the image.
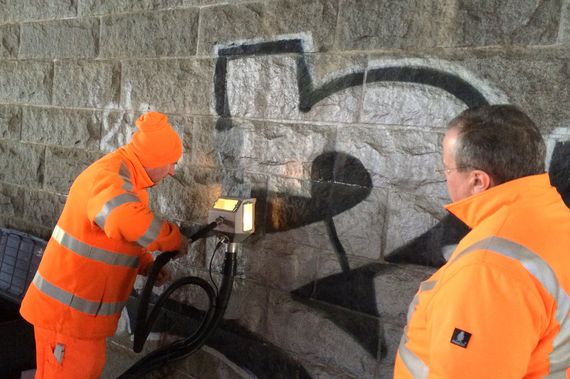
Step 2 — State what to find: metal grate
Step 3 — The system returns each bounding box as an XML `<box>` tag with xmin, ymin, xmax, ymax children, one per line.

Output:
<box><xmin>0</xmin><ymin>228</ymin><xmax>46</xmax><ymax>304</ymax></box>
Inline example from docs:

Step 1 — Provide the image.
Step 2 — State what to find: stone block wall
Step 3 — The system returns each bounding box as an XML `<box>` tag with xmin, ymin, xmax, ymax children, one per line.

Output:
<box><xmin>0</xmin><ymin>1</ymin><xmax>569</xmax><ymax>378</ymax></box>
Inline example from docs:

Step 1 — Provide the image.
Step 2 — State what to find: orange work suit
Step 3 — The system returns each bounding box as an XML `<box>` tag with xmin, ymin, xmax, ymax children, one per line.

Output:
<box><xmin>394</xmin><ymin>173</ymin><xmax>570</xmax><ymax>378</ymax></box>
<box><xmin>20</xmin><ymin>145</ymin><xmax>182</xmax><ymax>376</ymax></box>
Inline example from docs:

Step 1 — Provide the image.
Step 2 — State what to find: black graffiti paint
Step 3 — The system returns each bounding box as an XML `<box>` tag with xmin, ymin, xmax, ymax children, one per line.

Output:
<box><xmin>145</xmin><ymin>38</ymin><xmax>570</xmax><ymax>377</ymax></box>
<box><xmin>208</xmin><ymin>38</ymin><xmax>493</xmax><ymax>375</ymax></box>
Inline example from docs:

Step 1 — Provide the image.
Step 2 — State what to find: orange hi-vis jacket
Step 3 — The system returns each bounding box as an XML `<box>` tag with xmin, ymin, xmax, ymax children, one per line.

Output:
<box><xmin>20</xmin><ymin>145</ymin><xmax>182</xmax><ymax>339</ymax></box>
<box><xmin>394</xmin><ymin>174</ymin><xmax>570</xmax><ymax>378</ymax></box>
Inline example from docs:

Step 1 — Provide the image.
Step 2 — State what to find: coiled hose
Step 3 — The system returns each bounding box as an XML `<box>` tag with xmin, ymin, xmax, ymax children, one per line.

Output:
<box><xmin>117</xmin><ymin>221</ymin><xmax>236</xmax><ymax>378</ymax></box>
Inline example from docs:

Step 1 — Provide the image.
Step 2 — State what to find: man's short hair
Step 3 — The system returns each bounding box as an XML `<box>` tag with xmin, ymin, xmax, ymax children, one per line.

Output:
<box><xmin>448</xmin><ymin>104</ymin><xmax>546</xmax><ymax>185</ymax></box>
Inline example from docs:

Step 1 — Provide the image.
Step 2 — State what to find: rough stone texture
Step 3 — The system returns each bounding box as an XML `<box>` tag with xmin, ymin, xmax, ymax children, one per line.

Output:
<box><xmin>0</xmin><ymin>0</ymin><xmax>77</xmax><ymax>23</ymax></box>
<box><xmin>372</xmin><ymin>263</ymin><xmax>435</xmax><ymax>323</ymax></box>
<box><xmin>19</xmin><ymin>18</ymin><xmax>99</xmax><ymax>59</ymax></box>
<box><xmin>121</xmin><ymin>59</ymin><xmax>214</xmax><ymax>114</ymax></box>
<box><xmin>21</xmin><ymin>107</ymin><xmax>102</xmax><ymax>150</ymax></box>
<box><xmin>383</xmin><ymin>188</ymin><xmax>447</xmax><ymax>257</ymax></box>
<box><xmin>198</xmin><ymin>0</ymin><xmax>339</xmax><ymax>55</ymax></box>
<box><xmin>80</xmin><ymin>0</ymin><xmax>185</xmax><ymax>16</ymax></box>
<box><xmin>257</xmin><ymin>175</ymin><xmax>385</xmax><ymax>261</ymax></box>
<box><xmin>365</xmin><ymin>47</ymin><xmax>570</xmax><ymax>132</ymax></box>
<box><xmin>0</xmin><ymin>105</ymin><xmax>21</xmax><ymax>140</ymax></box>
<box><xmin>226</xmin><ymin>55</ymin><xmax>301</xmax><ymax>120</ymax></box>
<box><xmin>0</xmin><ymin>183</ymin><xmax>65</xmax><ymax>230</ymax></box>
<box><xmin>336</xmin><ymin>124</ymin><xmax>447</xmax><ymax>193</ymax></box>
<box><xmin>0</xmin><ymin>2</ymin><xmax>567</xmax><ymax>378</ymax></box>
<box><xmin>100</xmin><ymin>9</ymin><xmax>199</xmax><ymax>58</ymax></box>
<box><xmin>246</xmin><ymin>121</ymin><xmax>337</xmax><ymax>179</ymax></box>
<box><xmin>214</xmin><ymin>278</ymin><xmax>269</xmax><ymax>335</ymax></box>
<box><xmin>244</xmin><ymin>240</ymin><xmax>322</xmax><ymax>292</ymax></box>
<box><xmin>560</xmin><ymin>0</ymin><xmax>570</xmax><ymax>42</ymax></box>
<box><xmin>327</xmin><ymin>187</ymin><xmax>387</xmax><ymax>259</ymax></box>
<box><xmin>170</xmin><ymin>346</ymin><xmax>257</xmax><ymax>379</ymax></box>
<box><xmin>99</xmin><ymin>111</ymin><xmax>135</xmax><ymax>152</ymax></box>
<box><xmin>300</xmin><ymin>53</ymin><xmax>367</xmax><ymax>123</ymax></box>
<box><xmin>361</xmin><ymin>82</ymin><xmax>467</xmax><ymax>127</ymax></box>
<box><xmin>0</xmin><ymin>214</ymin><xmax>52</xmax><ymax>240</ymax></box>
<box><xmin>225</xmin><ymin>54</ymin><xmax>365</xmax><ymax>123</ymax></box>
<box><xmin>227</xmin><ymin>56</ymin><xmax>364</xmax><ymax>122</ymax></box>
<box><xmin>377</xmin><ymin>321</ymin><xmax>407</xmax><ymax>378</ymax></box>
<box><xmin>266</xmin><ymin>289</ymin><xmax>379</xmax><ymax>378</ymax></box>
<box><xmin>44</xmin><ymin>146</ymin><xmax>103</xmax><ymax>193</ymax></box>
<box><xmin>190</xmin><ymin>116</ymin><xmax>221</xmax><ymax>168</ymax></box>
<box><xmin>456</xmin><ymin>46</ymin><xmax>570</xmax><ymax>132</ymax></box>
<box><xmin>336</xmin><ymin>0</ymin><xmax>455</xmax><ymax>50</ymax></box>
<box><xmin>53</xmin><ymin>60</ymin><xmax>121</xmax><ymax>109</ymax></box>
<box><xmin>337</xmin><ymin>0</ymin><xmax>562</xmax><ymax>51</ymax></box>
<box><xmin>448</xmin><ymin>0</ymin><xmax>563</xmax><ymax>46</ymax></box>
<box><xmin>0</xmin><ymin>24</ymin><xmax>19</xmax><ymax>58</ymax></box>
<box><xmin>198</xmin><ymin>0</ymin><xmax>251</xmax><ymax>4</ymax></box>
<box><xmin>0</xmin><ymin>61</ymin><xmax>53</xmax><ymax>105</ymax></box>
<box><xmin>0</xmin><ymin>140</ymin><xmax>45</xmax><ymax>188</ymax></box>
<box><xmin>263</xmin><ymin>0</ymin><xmax>339</xmax><ymax>53</ymax></box>
<box><xmin>150</xmin><ymin>166</ymin><xmax>221</xmax><ymax>224</ymax></box>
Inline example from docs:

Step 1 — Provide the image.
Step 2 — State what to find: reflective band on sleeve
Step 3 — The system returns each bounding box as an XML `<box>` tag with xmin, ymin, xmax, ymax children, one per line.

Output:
<box><xmin>52</xmin><ymin>225</ymin><xmax>139</xmax><ymax>269</ymax></box>
<box><xmin>94</xmin><ymin>193</ymin><xmax>140</xmax><ymax>230</ymax></box>
<box><xmin>451</xmin><ymin>236</ymin><xmax>570</xmax><ymax>376</ymax></box>
<box><xmin>398</xmin><ymin>279</ymin><xmax>435</xmax><ymax>377</ymax></box>
<box><xmin>119</xmin><ymin>162</ymin><xmax>134</xmax><ymax>192</ymax></box>
<box><xmin>32</xmin><ymin>272</ymin><xmax>126</xmax><ymax>316</ymax></box>
<box><xmin>398</xmin><ymin>328</ymin><xmax>429</xmax><ymax>379</ymax></box>
<box><xmin>136</xmin><ymin>216</ymin><xmax>163</xmax><ymax>248</ymax></box>
<box><xmin>406</xmin><ymin>280</ymin><xmax>437</xmax><ymax>323</ymax></box>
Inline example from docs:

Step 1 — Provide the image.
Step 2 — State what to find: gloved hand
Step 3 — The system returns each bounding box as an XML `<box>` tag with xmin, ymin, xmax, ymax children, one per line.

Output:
<box><xmin>173</xmin><ymin>235</ymin><xmax>189</xmax><ymax>259</ymax></box>
<box><xmin>154</xmin><ymin>266</ymin><xmax>171</xmax><ymax>287</ymax></box>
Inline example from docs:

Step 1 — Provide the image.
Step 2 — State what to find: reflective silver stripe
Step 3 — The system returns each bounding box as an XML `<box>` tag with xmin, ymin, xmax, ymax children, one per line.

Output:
<box><xmin>452</xmin><ymin>236</ymin><xmax>570</xmax><ymax>376</ymax></box>
<box><xmin>398</xmin><ymin>328</ymin><xmax>429</xmax><ymax>379</ymax></box>
<box><xmin>119</xmin><ymin>162</ymin><xmax>133</xmax><ymax>192</ymax></box>
<box><xmin>32</xmin><ymin>272</ymin><xmax>126</xmax><ymax>316</ymax></box>
<box><xmin>94</xmin><ymin>193</ymin><xmax>140</xmax><ymax>230</ymax></box>
<box><xmin>136</xmin><ymin>216</ymin><xmax>163</xmax><ymax>248</ymax></box>
<box><xmin>399</xmin><ymin>279</ymin><xmax>436</xmax><ymax>376</ymax></box>
<box><xmin>406</xmin><ymin>280</ymin><xmax>437</xmax><ymax>323</ymax></box>
<box><xmin>52</xmin><ymin>225</ymin><xmax>139</xmax><ymax>268</ymax></box>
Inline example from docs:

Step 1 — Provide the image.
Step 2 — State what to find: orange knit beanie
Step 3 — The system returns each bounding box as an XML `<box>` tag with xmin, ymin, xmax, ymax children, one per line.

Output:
<box><xmin>128</xmin><ymin>112</ymin><xmax>183</xmax><ymax>168</ymax></box>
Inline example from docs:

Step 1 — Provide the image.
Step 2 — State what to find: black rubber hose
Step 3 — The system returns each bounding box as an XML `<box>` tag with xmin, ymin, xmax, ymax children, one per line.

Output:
<box><xmin>117</xmin><ymin>221</ymin><xmax>234</xmax><ymax>379</ymax></box>
<box><xmin>119</xmin><ymin>251</ymin><xmax>236</xmax><ymax>378</ymax></box>
<box><xmin>132</xmin><ymin>220</ymin><xmax>221</xmax><ymax>353</ymax></box>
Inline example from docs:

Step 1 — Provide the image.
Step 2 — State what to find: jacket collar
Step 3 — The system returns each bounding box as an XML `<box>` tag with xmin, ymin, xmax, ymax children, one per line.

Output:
<box><xmin>118</xmin><ymin>146</ymin><xmax>154</xmax><ymax>189</ymax></box>
<box><xmin>444</xmin><ymin>173</ymin><xmax>552</xmax><ymax>229</ymax></box>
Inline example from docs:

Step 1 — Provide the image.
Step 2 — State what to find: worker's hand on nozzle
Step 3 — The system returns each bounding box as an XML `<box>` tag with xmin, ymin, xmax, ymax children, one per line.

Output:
<box><xmin>154</xmin><ymin>267</ymin><xmax>171</xmax><ymax>287</ymax></box>
<box><xmin>173</xmin><ymin>235</ymin><xmax>189</xmax><ymax>260</ymax></box>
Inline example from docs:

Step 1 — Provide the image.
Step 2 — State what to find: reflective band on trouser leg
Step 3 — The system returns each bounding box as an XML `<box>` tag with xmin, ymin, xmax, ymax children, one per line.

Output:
<box><xmin>32</xmin><ymin>272</ymin><xmax>125</xmax><ymax>316</ymax></box>
<box><xmin>94</xmin><ymin>193</ymin><xmax>140</xmax><ymax>230</ymax></box>
<box><xmin>34</xmin><ymin>326</ymin><xmax>106</xmax><ymax>379</ymax></box>
<box><xmin>451</xmin><ymin>236</ymin><xmax>570</xmax><ymax>377</ymax></box>
<box><xmin>398</xmin><ymin>280</ymin><xmax>437</xmax><ymax>378</ymax></box>
<box><xmin>136</xmin><ymin>216</ymin><xmax>163</xmax><ymax>248</ymax></box>
<box><xmin>52</xmin><ymin>225</ymin><xmax>139</xmax><ymax>269</ymax></box>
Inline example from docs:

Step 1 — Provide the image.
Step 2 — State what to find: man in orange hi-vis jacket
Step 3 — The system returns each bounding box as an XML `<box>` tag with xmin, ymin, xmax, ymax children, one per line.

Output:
<box><xmin>394</xmin><ymin>105</ymin><xmax>570</xmax><ymax>378</ymax></box>
<box><xmin>20</xmin><ymin>111</ymin><xmax>189</xmax><ymax>379</ymax></box>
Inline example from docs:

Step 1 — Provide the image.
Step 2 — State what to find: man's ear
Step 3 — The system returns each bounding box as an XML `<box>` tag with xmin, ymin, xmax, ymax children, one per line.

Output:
<box><xmin>470</xmin><ymin>170</ymin><xmax>494</xmax><ymax>195</ymax></box>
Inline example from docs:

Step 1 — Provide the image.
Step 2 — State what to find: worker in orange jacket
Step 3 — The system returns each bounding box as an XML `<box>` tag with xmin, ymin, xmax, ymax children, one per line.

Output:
<box><xmin>394</xmin><ymin>105</ymin><xmax>570</xmax><ymax>378</ymax></box>
<box><xmin>20</xmin><ymin>111</ymin><xmax>189</xmax><ymax>379</ymax></box>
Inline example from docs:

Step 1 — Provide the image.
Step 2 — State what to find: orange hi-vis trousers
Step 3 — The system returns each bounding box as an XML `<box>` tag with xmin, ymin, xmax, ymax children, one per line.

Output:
<box><xmin>34</xmin><ymin>326</ymin><xmax>106</xmax><ymax>379</ymax></box>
